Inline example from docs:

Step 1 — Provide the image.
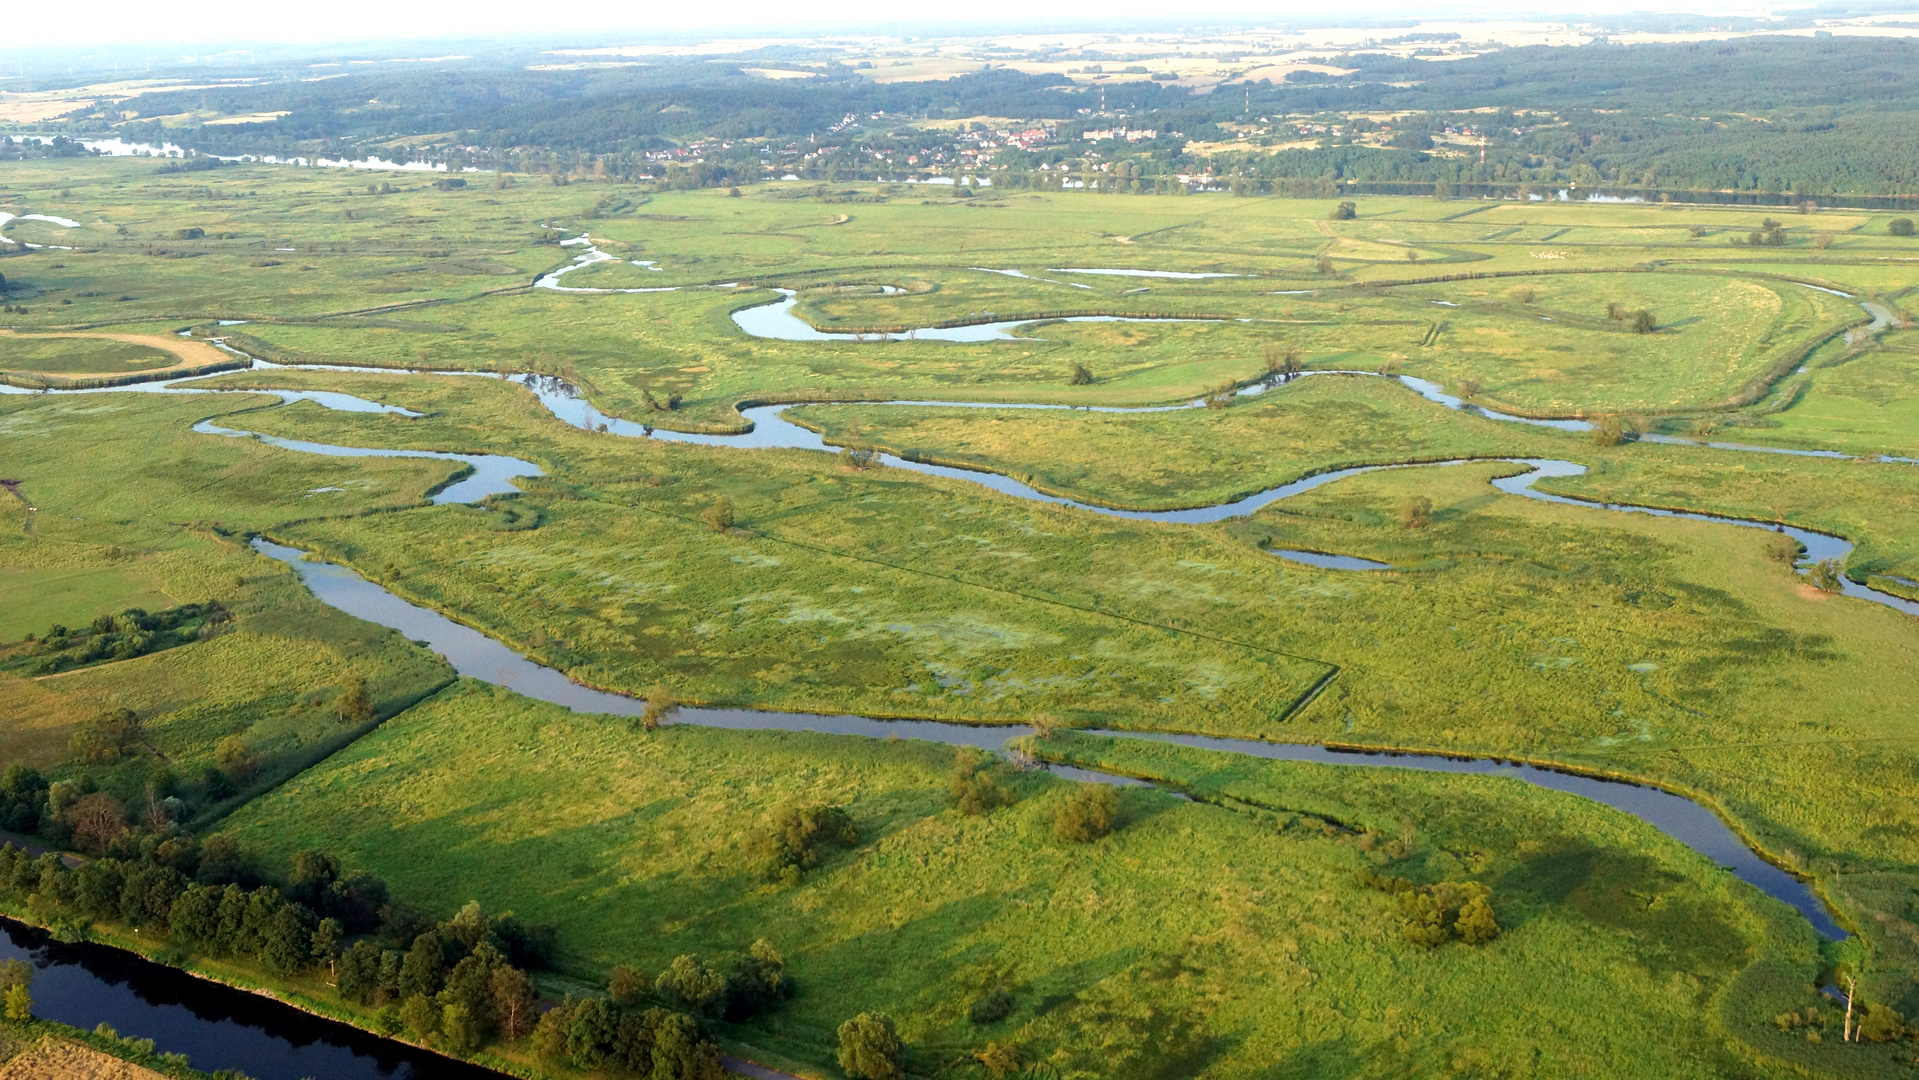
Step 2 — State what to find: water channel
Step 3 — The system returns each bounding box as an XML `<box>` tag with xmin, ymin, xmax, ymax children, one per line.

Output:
<box><xmin>245</xmin><ymin>537</ymin><xmax>1848</xmax><ymax>940</ymax></box>
<box><xmin>0</xmin><ymin>916</ymin><xmax>507</xmax><ymax>1080</ymax></box>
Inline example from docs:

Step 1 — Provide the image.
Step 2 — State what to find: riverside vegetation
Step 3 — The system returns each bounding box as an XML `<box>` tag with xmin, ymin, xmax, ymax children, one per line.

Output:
<box><xmin>1</xmin><ymin>153</ymin><xmax>1918</xmax><ymax>1078</ymax></box>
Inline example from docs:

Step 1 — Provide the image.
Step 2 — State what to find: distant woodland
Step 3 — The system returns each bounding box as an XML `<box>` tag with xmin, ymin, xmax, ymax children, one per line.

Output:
<box><xmin>34</xmin><ymin>36</ymin><xmax>1919</xmax><ymax>197</ymax></box>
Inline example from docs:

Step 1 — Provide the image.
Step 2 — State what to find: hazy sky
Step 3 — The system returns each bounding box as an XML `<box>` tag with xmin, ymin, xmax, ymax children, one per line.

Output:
<box><xmin>14</xmin><ymin>1</ymin><xmax>1801</xmax><ymax>47</ymax></box>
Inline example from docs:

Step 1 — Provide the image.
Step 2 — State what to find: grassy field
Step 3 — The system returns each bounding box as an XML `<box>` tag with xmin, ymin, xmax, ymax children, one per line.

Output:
<box><xmin>0</xmin><ymin>334</ymin><xmax>175</xmax><ymax>374</ymax></box>
<box><xmin>5</xmin><ymin>155</ymin><xmax>1919</xmax><ymax>1078</ymax></box>
<box><xmin>201</xmin><ymin>369</ymin><xmax>1919</xmax><ymax>966</ymax></box>
<box><xmin>223</xmin><ymin>681</ymin><xmax>1878</xmax><ymax>1080</ymax></box>
<box><xmin>0</xmin><ymin>391</ymin><xmax>454</xmax><ymax>785</ymax></box>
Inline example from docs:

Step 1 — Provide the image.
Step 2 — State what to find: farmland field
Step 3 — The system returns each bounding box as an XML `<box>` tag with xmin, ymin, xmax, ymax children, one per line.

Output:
<box><xmin>3</xmin><ymin>154</ymin><xmax>1918</xmax><ymax>1080</ymax></box>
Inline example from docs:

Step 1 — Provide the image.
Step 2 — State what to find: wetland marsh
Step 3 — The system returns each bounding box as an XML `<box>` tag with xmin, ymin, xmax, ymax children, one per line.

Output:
<box><xmin>4</xmin><ymin>158</ymin><xmax>1919</xmax><ymax>1080</ymax></box>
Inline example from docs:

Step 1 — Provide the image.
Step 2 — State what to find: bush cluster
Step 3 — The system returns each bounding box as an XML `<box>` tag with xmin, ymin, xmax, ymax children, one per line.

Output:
<box><xmin>532</xmin><ymin>996</ymin><xmax>726</xmax><ymax>1079</ymax></box>
<box><xmin>950</xmin><ymin>749</ymin><xmax>1015</xmax><ymax>816</ymax></box>
<box><xmin>758</xmin><ymin>803</ymin><xmax>860</xmax><ymax>883</ymax></box>
<box><xmin>1354</xmin><ymin>869</ymin><xmax>1501</xmax><ymax>947</ymax></box>
<box><xmin>1053</xmin><ymin>785</ymin><xmax>1120</xmax><ymax>843</ymax></box>
<box><xmin>7</xmin><ymin>603</ymin><xmax>229</xmax><ymax>677</ymax></box>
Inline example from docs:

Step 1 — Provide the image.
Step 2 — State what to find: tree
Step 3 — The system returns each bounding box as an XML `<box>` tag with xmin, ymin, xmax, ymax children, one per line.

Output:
<box><xmin>650</xmin><ymin>1010</ymin><xmax>726</xmax><ymax>1080</ymax></box>
<box><xmin>214</xmin><ymin>735</ymin><xmax>257</xmax><ymax>784</ymax></box>
<box><xmin>656</xmin><ymin>954</ymin><xmax>729</xmax><ymax>1017</ymax></box>
<box><xmin>68</xmin><ymin>792</ymin><xmax>128</xmax><ymax>854</ymax></box>
<box><xmin>312</xmin><ymin>918</ymin><xmax>343</xmax><ymax>978</ymax></box>
<box><xmin>259</xmin><ymin>904</ymin><xmax>314</xmax><ymax>973</ymax></box>
<box><xmin>721</xmin><ymin>940</ymin><xmax>794</xmax><ymax>1019</ymax></box>
<box><xmin>608</xmin><ymin>963</ymin><xmax>647</xmax><ymax>1005</ymax></box>
<box><xmin>1631</xmin><ymin>309</ymin><xmax>1656</xmax><ymax>334</ymax></box>
<box><xmin>1315</xmin><ymin>256</ymin><xmax>1337</xmax><ymax>276</ymax></box>
<box><xmin>1053</xmin><ymin>785</ymin><xmax>1119</xmax><ymax>843</ymax></box>
<box><xmin>399</xmin><ymin>931</ymin><xmax>446</xmax><ymax>1000</ymax></box>
<box><xmin>700</xmin><ymin>498</ymin><xmax>736</xmax><ymax>533</ymax></box>
<box><xmin>1592</xmin><ymin>414</ymin><xmax>1627</xmax><ymax>447</ymax></box>
<box><xmin>401</xmin><ymin>993</ymin><xmax>440</xmax><ymax>1041</ymax></box>
<box><xmin>1811</xmin><ymin>558</ymin><xmax>1846</xmax><ymax>593</ymax></box>
<box><xmin>1399</xmin><ymin>496</ymin><xmax>1433</xmax><ymax>530</ymax></box>
<box><xmin>1889</xmin><ymin>217</ymin><xmax>1914</xmax><ymax>237</ymax></box>
<box><xmin>1329</xmin><ymin>201</ymin><xmax>1356</xmax><ymax>220</ymax></box>
<box><xmin>0</xmin><ymin>958</ymin><xmax>30</xmax><ymax>1013</ymax></box>
<box><xmin>1067</xmin><ymin>361</ymin><xmax>1095</xmax><ymax>385</ymax></box>
<box><xmin>837</xmin><ymin>1012</ymin><xmax>905</xmax><ymax>1080</ymax></box>
<box><xmin>639</xmin><ymin>685</ymin><xmax>678</xmax><ymax>731</ymax></box>
<box><xmin>1263</xmin><ymin>345</ymin><xmax>1302</xmax><ymax>380</ymax></box>
<box><xmin>759</xmin><ymin>804</ymin><xmax>860</xmax><ymax>881</ymax></box>
<box><xmin>1858</xmin><ymin>1003</ymin><xmax>1906</xmax><ymax>1043</ymax></box>
<box><xmin>951</xmin><ymin>748</ymin><xmax>1013</xmax><ymax>815</ymax></box>
<box><xmin>440</xmin><ymin>1003</ymin><xmax>482</xmax><ymax>1055</ymax></box>
<box><xmin>1455</xmin><ymin>893</ymin><xmax>1501</xmax><ymax>944</ymax></box>
<box><xmin>169</xmin><ymin>884</ymin><xmax>220</xmax><ymax>948</ymax></box>
<box><xmin>491</xmin><ymin>965</ymin><xmax>537</xmax><ymax>1041</ymax></box>
<box><xmin>335</xmin><ymin>678</ymin><xmax>375</xmax><ymax>724</ymax></box>
<box><xmin>70</xmin><ymin>708</ymin><xmax>144</xmax><ymax>764</ymax></box>
<box><xmin>338</xmin><ymin>940</ymin><xmax>385</xmax><ymax>1003</ymax></box>
<box><xmin>1455</xmin><ymin>378</ymin><xmax>1481</xmax><ymax>400</ymax></box>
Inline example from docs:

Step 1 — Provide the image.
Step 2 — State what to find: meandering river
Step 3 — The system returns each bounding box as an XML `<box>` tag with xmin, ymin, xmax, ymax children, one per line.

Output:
<box><xmin>3</xmin><ymin>273</ymin><xmax>1900</xmax><ymax>1068</ymax></box>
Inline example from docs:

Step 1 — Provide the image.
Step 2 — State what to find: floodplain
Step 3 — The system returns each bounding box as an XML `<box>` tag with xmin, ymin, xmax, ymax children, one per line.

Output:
<box><xmin>3</xmin><ymin>156</ymin><xmax>1919</xmax><ymax>1079</ymax></box>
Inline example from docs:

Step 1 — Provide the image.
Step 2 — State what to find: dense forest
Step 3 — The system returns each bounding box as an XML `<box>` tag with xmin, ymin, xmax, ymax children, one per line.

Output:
<box><xmin>30</xmin><ymin>35</ymin><xmax>1919</xmax><ymax>197</ymax></box>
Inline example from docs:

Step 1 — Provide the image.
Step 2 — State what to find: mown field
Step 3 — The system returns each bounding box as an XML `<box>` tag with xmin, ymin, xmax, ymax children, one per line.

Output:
<box><xmin>3</xmin><ymin>154</ymin><xmax>1918</xmax><ymax>1079</ymax></box>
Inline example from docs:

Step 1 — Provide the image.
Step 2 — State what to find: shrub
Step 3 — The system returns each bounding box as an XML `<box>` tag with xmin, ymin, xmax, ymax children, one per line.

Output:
<box><xmin>1067</xmin><ymin>361</ymin><xmax>1094</xmax><ymax>385</ymax></box>
<box><xmin>1593</xmin><ymin>415</ymin><xmax>1627</xmax><ymax>447</ymax></box>
<box><xmin>69</xmin><ymin>708</ymin><xmax>144</xmax><ymax>764</ymax></box>
<box><xmin>759</xmin><ymin>804</ymin><xmax>860</xmax><ymax>880</ymax></box>
<box><xmin>1053</xmin><ymin>785</ymin><xmax>1119</xmax><ymax>843</ymax></box>
<box><xmin>700</xmin><ymin>499</ymin><xmax>735</xmax><ymax>533</ymax></box>
<box><xmin>401</xmin><ymin>992</ymin><xmax>440</xmax><ymax>1040</ymax></box>
<box><xmin>1510</xmin><ymin>287</ymin><xmax>1536</xmax><ymax>304</ymax></box>
<box><xmin>1890</xmin><ymin>217</ymin><xmax>1914</xmax><ymax>237</ymax></box>
<box><xmin>608</xmin><ymin>963</ymin><xmax>646</xmax><ymax>1004</ymax></box>
<box><xmin>1765</xmin><ymin>534</ymin><xmax>1801</xmax><ymax>563</ymax></box>
<box><xmin>1329</xmin><ymin>201</ymin><xmax>1356</xmax><ymax>220</ymax></box>
<box><xmin>639</xmin><ymin>685</ymin><xmax>678</xmax><ymax>731</ymax></box>
<box><xmin>977</xmin><ymin>1041</ymin><xmax>1021</xmax><ymax>1076</ymax></box>
<box><xmin>1399</xmin><ymin>496</ymin><xmax>1432</xmax><ymax>530</ymax></box>
<box><xmin>951</xmin><ymin>749</ymin><xmax>1014</xmax><ymax>816</ymax></box>
<box><xmin>969</xmin><ymin>987</ymin><xmax>1015</xmax><ymax>1024</ymax></box>
<box><xmin>655</xmin><ymin>954</ymin><xmax>729</xmax><ymax>1017</ymax></box>
<box><xmin>1858</xmin><ymin>1003</ymin><xmax>1906</xmax><ymax>1042</ymax></box>
<box><xmin>1810</xmin><ymin>559</ymin><xmax>1846</xmax><ymax>593</ymax></box>
<box><xmin>837</xmin><ymin>1012</ymin><xmax>905</xmax><ymax>1080</ymax></box>
<box><xmin>334</xmin><ymin>679</ymin><xmax>375</xmax><ymax>724</ymax></box>
<box><xmin>1631</xmin><ymin>309</ymin><xmax>1656</xmax><ymax>334</ymax></box>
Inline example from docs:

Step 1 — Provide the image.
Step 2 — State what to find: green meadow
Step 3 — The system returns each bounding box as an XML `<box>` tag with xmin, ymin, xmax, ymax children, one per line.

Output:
<box><xmin>3</xmin><ymin>154</ymin><xmax>1919</xmax><ymax>1078</ymax></box>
